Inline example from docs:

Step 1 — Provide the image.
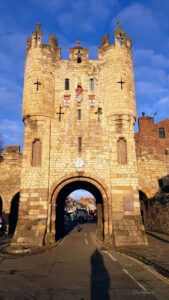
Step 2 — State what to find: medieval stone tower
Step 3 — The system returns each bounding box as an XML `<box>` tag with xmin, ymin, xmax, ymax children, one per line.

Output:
<box><xmin>11</xmin><ymin>22</ymin><xmax>147</xmax><ymax>248</ymax></box>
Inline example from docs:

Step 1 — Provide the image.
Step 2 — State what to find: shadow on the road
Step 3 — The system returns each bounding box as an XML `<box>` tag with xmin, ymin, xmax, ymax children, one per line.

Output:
<box><xmin>63</xmin><ymin>220</ymin><xmax>77</xmax><ymax>237</ymax></box>
<box><xmin>90</xmin><ymin>249</ymin><xmax>110</xmax><ymax>300</ymax></box>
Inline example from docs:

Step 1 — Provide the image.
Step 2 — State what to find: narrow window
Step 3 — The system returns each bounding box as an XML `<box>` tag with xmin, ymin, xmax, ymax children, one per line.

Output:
<box><xmin>77</xmin><ymin>50</ymin><xmax>82</xmax><ymax>63</ymax></box>
<box><xmin>90</xmin><ymin>79</ymin><xmax>94</xmax><ymax>90</ymax></box>
<box><xmin>65</xmin><ymin>78</ymin><xmax>69</xmax><ymax>90</ymax></box>
<box><xmin>32</xmin><ymin>139</ymin><xmax>41</xmax><ymax>166</ymax></box>
<box><xmin>78</xmin><ymin>137</ymin><xmax>82</xmax><ymax>152</ymax></box>
<box><xmin>159</xmin><ymin>128</ymin><xmax>165</xmax><ymax>138</ymax></box>
<box><xmin>117</xmin><ymin>138</ymin><xmax>127</xmax><ymax>164</ymax></box>
<box><xmin>78</xmin><ymin>109</ymin><xmax>81</xmax><ymax>120</ymax></box>
<box><xmin>77</xmin><ymin>57</ymin><xmax>81</xmax><ymax>63</ymax></box>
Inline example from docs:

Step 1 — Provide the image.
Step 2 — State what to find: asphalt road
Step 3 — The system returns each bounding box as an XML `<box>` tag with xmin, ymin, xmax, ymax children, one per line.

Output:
<box><xmin>0</xmin><ymin>222</ymin><xmax>169</xmax><ymax>299</ymax></box>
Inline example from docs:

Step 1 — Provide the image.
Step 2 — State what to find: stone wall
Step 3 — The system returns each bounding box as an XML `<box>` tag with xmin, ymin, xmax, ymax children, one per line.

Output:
<box><xmin>140</xmin><ymin>199</ymin><xmax>169</xmax><ymax>235</ymax></box>
<box><xmin>0</xmin><ymin>146</ymin><xmax>22</xmax><ymax>215</ymax></box>
<box><xmin>137</xmin><ymin>147</ymin><xmax>169</xmax><ymax>198</ymax></box>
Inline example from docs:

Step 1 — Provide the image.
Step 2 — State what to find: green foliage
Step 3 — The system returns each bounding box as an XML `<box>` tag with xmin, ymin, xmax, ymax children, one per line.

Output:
<box><xmin>151</xmin><ymin>190</ymin><xmax>169</xmax><ymax>206</ymax></box>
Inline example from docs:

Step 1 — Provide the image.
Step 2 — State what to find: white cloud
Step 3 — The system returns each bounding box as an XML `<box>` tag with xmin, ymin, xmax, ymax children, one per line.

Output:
<box><xmin>0</xmin><ymin>76</ymin><xmax>23</xmax><ymax>111</ymax></box>
<box><xmin>0</xmin><ymin>119</ymin><xmax>24</xmax><ymax>149</ymax></box>
<box><xmin>113</xmin><ymin>3</ymin><xmax>159</xmax><ymax>47</ymax></box>
<box><xmin>57</xmin><ymin>0</ymin><xmax>118</xmax><ymax>33</ymax></box>
<box><xmin>29</xmin><ymin>0</ymin><xmax>65</xmax><ymax>12</ymax></box>
<box><xmin>154</xmin><ymin>96</ymin><xmax>169</xmax><ymax>108</ymax></box>
<box><xmin>134</xmin><ymin>49</ymin><xmax>169</xmax><ymax>69</ymax></box>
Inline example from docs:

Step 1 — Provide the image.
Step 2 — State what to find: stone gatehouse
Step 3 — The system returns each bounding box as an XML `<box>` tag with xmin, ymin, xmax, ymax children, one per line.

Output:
<box><xmin>1</xmin><ymin>22</ymin><xmax>160</xmax><ymax>249</ymax></box>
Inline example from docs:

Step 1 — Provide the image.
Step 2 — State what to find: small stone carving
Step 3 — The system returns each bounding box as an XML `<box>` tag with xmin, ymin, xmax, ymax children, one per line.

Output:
<box><xmin>75</xmin><ymin>82</ymin><xmax>83</xmax><ymax>103</ymax></box>
<box><xmin>49</xmin><ymin>34</ymin><xmax>58</xmax><ymax>50</ymax></box>
<box><xmin>36</xmin><ymin>22</ymin><xmax>41</xmax><ymax>31</ymax></box>
<box><xmin>75</xmin><ymin>157</ymin><xmax>84</xmax><ymax>168</ymax></box>
<box><xmin>115</xmin><ymin>21</ymin><xmax>126</xmax><ymax>44</ymax></box>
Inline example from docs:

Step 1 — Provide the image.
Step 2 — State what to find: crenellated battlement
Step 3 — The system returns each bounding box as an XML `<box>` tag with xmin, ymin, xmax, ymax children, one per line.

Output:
<box><xmin>26</xmin><ymin>21</ymin><xmax>132</xmax><ymax>62</ymax></box>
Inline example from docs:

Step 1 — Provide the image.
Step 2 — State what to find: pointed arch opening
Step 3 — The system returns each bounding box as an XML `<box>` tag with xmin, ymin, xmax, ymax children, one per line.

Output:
<box><xmin>32</xmin><ymin>139</ymin><xmax>42</xmax><ymax>167</ymax></box>
<box><xmin>9</xmin><ymin>192</ymin><xmax>20</xmax><ymax>235</ymax></box>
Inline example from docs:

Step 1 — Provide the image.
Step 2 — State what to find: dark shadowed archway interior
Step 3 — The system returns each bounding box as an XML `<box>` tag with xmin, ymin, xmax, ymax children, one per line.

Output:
<box><xmin>55</xmin><ymin>181</ymin><xmax>104</xmax><ymax>241</ymax></box>
<box><xmin>139</xmin><ymin>190</ymin><xmax>148</xmax><ymax>225</ymax></box>
<box><xmin>0</xmin><ymin>197</ymin><xmax>2</xmax><ymax>215</ymax></box>
<box><xmin>9</xmin><ymin>192</ymin><xmax>20</xmax><ymax>235</ymax></box>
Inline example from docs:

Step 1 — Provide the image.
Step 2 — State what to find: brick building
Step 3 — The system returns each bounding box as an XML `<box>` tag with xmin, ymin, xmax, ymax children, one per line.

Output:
<box><xmin>135</xmin><ymin>113</ymin><xmax>169</xmax><ymax>154</ymax></box>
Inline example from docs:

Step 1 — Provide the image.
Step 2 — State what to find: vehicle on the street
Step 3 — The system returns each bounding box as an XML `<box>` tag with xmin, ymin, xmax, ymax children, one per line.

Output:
<box><xmin>76</xmin><ymin>209</ymin><xmax>88</xmax><ymax>222</ymax></box>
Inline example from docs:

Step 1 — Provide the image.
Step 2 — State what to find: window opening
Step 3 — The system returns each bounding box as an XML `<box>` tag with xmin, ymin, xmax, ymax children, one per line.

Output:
<box><xmin>65</xmin><ymin>78</ymin><xmax>69</xmax><ymax>90</ymax></box>
<box><xmin>117</xmin><ymin>138</ymin><xmax>127</xmax><ymax>164</ymax></box>
<box><xmin>90</xmin><ymin>79</ymin><xmax>94</xmax><ymax>90</ymax></box>
<box><xmin>159</xmin><ymin>128</ymin><xmax>165</xmax><ymax>138</ymax></box>
<box><xmin>32</xmin><ymin>139</ymin><xmax>42</xmax><ymax>166</ymax></box>
<box><xmin>78</xmin><ymin>109</ymin><xmax>81</xmax><ymax>120</ymax></box>
<box><xmin>78</xmin><ymin>137</ymin><xmax>82</xmax><ymax>152</ymax></box>
<box><xmin>77</xmin><ymin>50</ymin><xmax>82</xmax><ymax>63</ymax></box>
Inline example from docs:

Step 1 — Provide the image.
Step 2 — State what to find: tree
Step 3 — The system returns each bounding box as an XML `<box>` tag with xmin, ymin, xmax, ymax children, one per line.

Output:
<box><xmin>0</xmin><ymin>134</ymin><xmax>3</xmax><ymax>153</ymax></box>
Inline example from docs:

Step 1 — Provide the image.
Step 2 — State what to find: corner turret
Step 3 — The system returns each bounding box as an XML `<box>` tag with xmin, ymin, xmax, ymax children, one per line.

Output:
<box><xmin>98</xmin><ymin>22</ymin><xmax>136</xmax><ymax>119</ymax></box>
<box><xmin>23</xmin><ymin>23</ymin><xmax>61</xmax><ymax>121</ymax></box>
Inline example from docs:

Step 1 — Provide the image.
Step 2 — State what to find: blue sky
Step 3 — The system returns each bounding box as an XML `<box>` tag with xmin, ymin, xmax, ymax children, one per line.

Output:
<box><xmin>70</xmin><ymin>189</ymin><xmax>95</xmax><ymax>202</ymax></box>
<box><xmin>0</xmin><ymin>0</ymin><xmax>169</xmax><ymax>150</ymax></box>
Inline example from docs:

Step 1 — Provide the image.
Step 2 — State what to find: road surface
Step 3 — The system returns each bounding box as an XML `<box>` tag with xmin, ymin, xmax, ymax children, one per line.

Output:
<box><xmin>0</xmin><ymin>222</ymin><xmax>169</xmax><ymax>299</ymax></box>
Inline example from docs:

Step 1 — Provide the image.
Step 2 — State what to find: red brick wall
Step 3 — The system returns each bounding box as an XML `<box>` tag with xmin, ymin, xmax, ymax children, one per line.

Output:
<box><xmin>135</xmin><ymin>117</ymin><xmax>169</xmax><ymax>154</ymax></box>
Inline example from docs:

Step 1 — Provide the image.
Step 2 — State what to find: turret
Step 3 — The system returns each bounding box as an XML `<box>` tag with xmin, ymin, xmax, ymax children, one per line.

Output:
<box><xmin>22</xmin><ymin>22</ymin><xmax>60</xmax><ymax>121</ymax></box>
<box><xmin>98</xmin><ymin>22</ymin><xmax>136</xmax><ymax>120</ymax></box>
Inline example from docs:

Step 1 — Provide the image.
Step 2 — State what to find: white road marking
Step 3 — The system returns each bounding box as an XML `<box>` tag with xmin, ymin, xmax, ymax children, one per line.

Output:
<box><xmin>104</xmin><ymin>251</ymin><xmax>147</xmax><ymax>292</ymax></box>
<box><xmin>103</xmin><ymin>251</ymin><xmax>117</xmax><ymax>261</ymax></box>
<box><xmin>85</xmin><ymin>238</ymin><xmax>88</xmax><ymax>245</ymax></box>
<box><xmin>123</xmin><ymin>268</ymin><xmax>147</xmax><ymax>291</ymax></box>
<box><xmin>84</xmin><ymin>232</ymin><xmax>87</xmax><ymax>237</ymax></box>
<box><xmin>120</xmin><ymin>252</ymin><xmax>169</xmax><ymax>286</ymax></box>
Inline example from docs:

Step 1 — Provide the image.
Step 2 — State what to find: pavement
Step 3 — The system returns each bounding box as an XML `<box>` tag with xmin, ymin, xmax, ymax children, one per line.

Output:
<box><xmin>115</xmin><ymin>231</ymin><xmax>169</xmax><ymax>279</ymax></box>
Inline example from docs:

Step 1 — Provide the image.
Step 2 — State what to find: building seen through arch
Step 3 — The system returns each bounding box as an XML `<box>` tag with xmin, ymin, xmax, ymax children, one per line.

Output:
<box><xmin>54</xmin><ymin>184</ymin><xmax>101</xmax><ymax>241</ymax></box>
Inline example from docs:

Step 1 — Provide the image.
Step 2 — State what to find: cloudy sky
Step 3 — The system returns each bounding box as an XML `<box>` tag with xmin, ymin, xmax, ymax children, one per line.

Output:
<box><xmin>0</xmin><ymin>0</ymin><xmax>169</xmax><ymax>151</ymax></box>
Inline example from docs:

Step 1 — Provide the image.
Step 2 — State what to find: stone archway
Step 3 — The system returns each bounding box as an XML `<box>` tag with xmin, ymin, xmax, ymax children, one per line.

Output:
<box><xmin>139</xmin><ymin>190</ymin><xmax>149</xmax><ymax>228</ymax></box>
<box><xmin>9</xmin><ymin>192</ymin><xmax>20</xmax><ymax>235</ymax></box>
<box><xmin>46</xmin><ymin>175</ymin><xmax>111</xmax><ymax>244</ymax></box>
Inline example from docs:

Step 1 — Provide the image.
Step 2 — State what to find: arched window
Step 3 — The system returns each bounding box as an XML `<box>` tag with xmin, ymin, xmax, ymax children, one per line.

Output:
<box><xmin>32</xmin><ymin>139</ymin><xmax>42</xmax><ymax>166</ymax></box>
<box><xmin>117</xmin><ymin>138</ymin><xmax>127</xmax><ymax>164</ymax></box>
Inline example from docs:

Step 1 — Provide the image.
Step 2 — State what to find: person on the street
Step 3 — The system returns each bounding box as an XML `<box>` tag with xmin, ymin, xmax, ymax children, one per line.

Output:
<box><xmin>77</xmin><ymin>221</ymin><xmax>80</xmax><ymax>232</ymax></box>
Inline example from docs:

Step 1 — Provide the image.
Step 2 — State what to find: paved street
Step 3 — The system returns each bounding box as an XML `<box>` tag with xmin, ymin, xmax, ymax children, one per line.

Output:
<box><xmin>0</xmin><ymin>223</ymin><xmax>169</xmax><ymax>299</ymax></box>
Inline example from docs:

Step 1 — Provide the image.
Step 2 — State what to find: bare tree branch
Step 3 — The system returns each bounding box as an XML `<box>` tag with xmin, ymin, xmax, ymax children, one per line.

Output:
<box><xmin>0</xmin><ymin>134</ymin><xmax>4</xmax><ymax>153</ymax></box>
